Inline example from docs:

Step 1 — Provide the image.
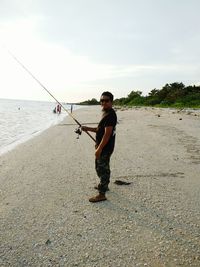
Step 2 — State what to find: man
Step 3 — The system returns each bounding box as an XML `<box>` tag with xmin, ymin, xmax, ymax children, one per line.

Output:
<box><xmin>82</xmin><ymin>91</ymin><xmax>117</xmax><ymax>203</ymax></box>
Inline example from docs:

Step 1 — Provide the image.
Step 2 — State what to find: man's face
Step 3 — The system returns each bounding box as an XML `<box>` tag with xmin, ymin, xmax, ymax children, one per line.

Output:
<box><xmin>100</xmin><ymin>95</ymin><xmax>112</xmax><ymax>110</ymax></box>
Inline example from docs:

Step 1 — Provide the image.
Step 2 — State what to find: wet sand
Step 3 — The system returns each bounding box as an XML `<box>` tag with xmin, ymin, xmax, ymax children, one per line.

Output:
<box><xmin>0</xmin><ymin>106</ymin><xmax>200</xmax><ymax>267</ymax></box>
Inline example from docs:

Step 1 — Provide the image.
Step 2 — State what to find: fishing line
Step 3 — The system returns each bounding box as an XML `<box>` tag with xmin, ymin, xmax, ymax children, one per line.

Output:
<box><xmin>6</xmin><ymin>48</ymin><xmax>96</xmax><ymax>142</ymax></box>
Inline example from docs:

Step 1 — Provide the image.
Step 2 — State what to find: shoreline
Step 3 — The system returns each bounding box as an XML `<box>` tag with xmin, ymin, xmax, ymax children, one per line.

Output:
<box><xmin>0</xmin><ymin>115</ymin><xmax>67</xmax><ymax>157</ymax></box>
<box><xmin>1</xmin><ymin>105</ymin><xmax>199</xmax><ymax>157</ymax></box>
<box><xmin>0</xmin><ymin>105</ymin><xmax>85</xmax><ymax>157</ymax></box>
<box><xmin>0</xmin><ymin>116</ymin><xmax>68</xmax><ymax>157</ymax></box>
<box><xmin>0</xmin><ymin>106</ymin><xmax>200</xmax><ymax>266</ymax></box>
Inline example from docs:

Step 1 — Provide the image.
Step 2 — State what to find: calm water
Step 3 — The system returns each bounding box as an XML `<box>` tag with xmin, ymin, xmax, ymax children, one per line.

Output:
<box><xmin>0</xmin><ymin>98</ymin><xmax>77</xmax><ymax>155</ymax></box>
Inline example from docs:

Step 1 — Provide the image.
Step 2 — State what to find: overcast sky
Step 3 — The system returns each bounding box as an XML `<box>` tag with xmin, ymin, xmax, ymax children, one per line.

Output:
<box><xmin>0</xmin><ymin>0</ymin><xmax>200</xmax><ymax>102</ymax></box>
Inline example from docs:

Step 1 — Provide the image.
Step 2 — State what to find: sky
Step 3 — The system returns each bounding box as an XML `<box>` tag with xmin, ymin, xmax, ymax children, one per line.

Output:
<box><xmin>0</xmin><ymin>0</ymin><xmax>200</xmax><ymax>102</ymax></box>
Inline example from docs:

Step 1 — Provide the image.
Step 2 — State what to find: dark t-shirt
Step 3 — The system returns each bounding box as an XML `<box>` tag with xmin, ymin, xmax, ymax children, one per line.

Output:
<box><xmin>96</xmin><ymin>108</ymin><xmax>117</xmax><ymax>154</ymax></box>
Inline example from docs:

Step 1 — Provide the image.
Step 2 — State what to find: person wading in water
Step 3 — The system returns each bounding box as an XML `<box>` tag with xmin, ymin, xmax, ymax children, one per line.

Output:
<box><xmin>82</xmin><ymin>91</ymin><xmax>117</xmax><ymax>202</ymax></box>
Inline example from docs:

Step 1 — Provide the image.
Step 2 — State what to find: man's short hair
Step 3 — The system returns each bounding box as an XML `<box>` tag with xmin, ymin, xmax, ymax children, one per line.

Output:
<box><xmin>101</xmin><ymin>91</ymin><xmax>114</xmax><ymax>102</ymax></box>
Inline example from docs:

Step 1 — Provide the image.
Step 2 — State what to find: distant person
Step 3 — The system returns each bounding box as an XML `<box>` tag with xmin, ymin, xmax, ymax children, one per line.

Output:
<box><xmin>81</xmin><ymin>91</ymin><xmax>117</xmax><ymax>202</ymax></box>
<box><xmin>57</xmin><ymin>104</ymin><xmax>61</xmax><ymax>114</ymax></box>
<box><xmin>53</xmin><ymin>107</ymin><xmax>56</xmax><ymax>113</ymax></box>
<box><xmin>71</xmin><ymin>104</ymin><xmax>73</xmax><ymax>113</ymax></box>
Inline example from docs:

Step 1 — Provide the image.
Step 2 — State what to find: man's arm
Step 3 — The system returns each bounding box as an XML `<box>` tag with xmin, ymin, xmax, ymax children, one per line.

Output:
<box><xmin>95</xmin><ymin>126</ymin><xmax>113</xmax><ymax>159</ymax></box>
<box><xmin>81</xmin><ymin>126</ymin><xmax>97</xmax><ymax>133</ymax></box>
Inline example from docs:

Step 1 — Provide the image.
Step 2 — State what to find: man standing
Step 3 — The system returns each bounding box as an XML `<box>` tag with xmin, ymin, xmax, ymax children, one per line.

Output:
<box><xmin>82</xmin><ymin>91</ymin><xmax>117</xmax><ymax>202</ymax></box>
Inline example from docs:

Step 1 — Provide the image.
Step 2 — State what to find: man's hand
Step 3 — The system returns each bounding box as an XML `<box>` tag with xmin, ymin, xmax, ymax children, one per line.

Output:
<box><xmin>81</xmin><ymin>126</ymin><xmax>97</xmax><ymax>133</ymax></box>
<box><xmin>95</xmin><ymin>126</ymin><xmax>113</xmax><ymax>159</ymax></box>
<box><xmin>81</xmin><ymin>126</ymin><xmax>88</xmax><ymax>132</ymax></box>
<box><xmin>95</xmin><ymin>147</ymin><xmax>102</xmax><ymax>159</ymax></box>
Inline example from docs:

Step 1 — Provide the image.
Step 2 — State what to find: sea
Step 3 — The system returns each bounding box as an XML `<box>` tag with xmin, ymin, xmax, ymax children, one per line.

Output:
<box><xmin>0</xmin><ymin>98</ymin><xmax>79</xmax><ymax>156</ymax></box>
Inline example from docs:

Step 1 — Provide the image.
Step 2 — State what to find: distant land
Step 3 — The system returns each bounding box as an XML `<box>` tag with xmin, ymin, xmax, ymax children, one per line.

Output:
<box><xmin>78</xmin><ymin>82</ymin><xmax>200</xmax><ymax>108</ymax></box>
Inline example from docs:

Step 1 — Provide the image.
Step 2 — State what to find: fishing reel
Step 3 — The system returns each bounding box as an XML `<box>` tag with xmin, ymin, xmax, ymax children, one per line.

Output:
<box><xmin>75</xmin><ymin>126</ymin><xmax>82</xmax><ymax>139</ymax></box>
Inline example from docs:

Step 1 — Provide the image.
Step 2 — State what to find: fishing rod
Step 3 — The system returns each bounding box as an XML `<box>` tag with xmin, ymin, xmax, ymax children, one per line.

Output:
<box><xmin>7</xmin><ymin>49</ymin><xmax>96</xmax><ymax>142</ymax></box>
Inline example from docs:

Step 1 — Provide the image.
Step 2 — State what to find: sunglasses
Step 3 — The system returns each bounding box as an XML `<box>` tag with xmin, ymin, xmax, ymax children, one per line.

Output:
<box><xmin>100</xmin><ymin>99</ymin><xmax>110</xmax><ymax>103</ymax></box>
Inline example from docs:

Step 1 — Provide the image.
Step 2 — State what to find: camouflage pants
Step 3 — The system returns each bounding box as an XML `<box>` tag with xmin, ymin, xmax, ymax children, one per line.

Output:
<box><xmin>95</xmin><ymin>153</ymin><xmax>111</xmax><ymax>194</ymax></box>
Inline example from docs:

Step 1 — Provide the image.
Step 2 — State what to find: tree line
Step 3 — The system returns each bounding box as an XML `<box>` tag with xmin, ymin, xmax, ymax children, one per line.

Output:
<box><xmin>78</xmin><ymin>82</ymin><xmax>200</xmax><ymax>108</ymax></box>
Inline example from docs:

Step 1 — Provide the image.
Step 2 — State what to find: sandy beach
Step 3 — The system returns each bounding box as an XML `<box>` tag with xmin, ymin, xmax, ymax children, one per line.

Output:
<box><xmin>0</xmin><ymin>106</ymin><xmax>200</xmax><ymax>267</ymax></box>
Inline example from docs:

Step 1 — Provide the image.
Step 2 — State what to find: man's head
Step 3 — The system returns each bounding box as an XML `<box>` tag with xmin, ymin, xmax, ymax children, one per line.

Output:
<box><xmin>100</xmin><ymin>91</ymin><xmax>114</xmax><ymax>110</ymax></box>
